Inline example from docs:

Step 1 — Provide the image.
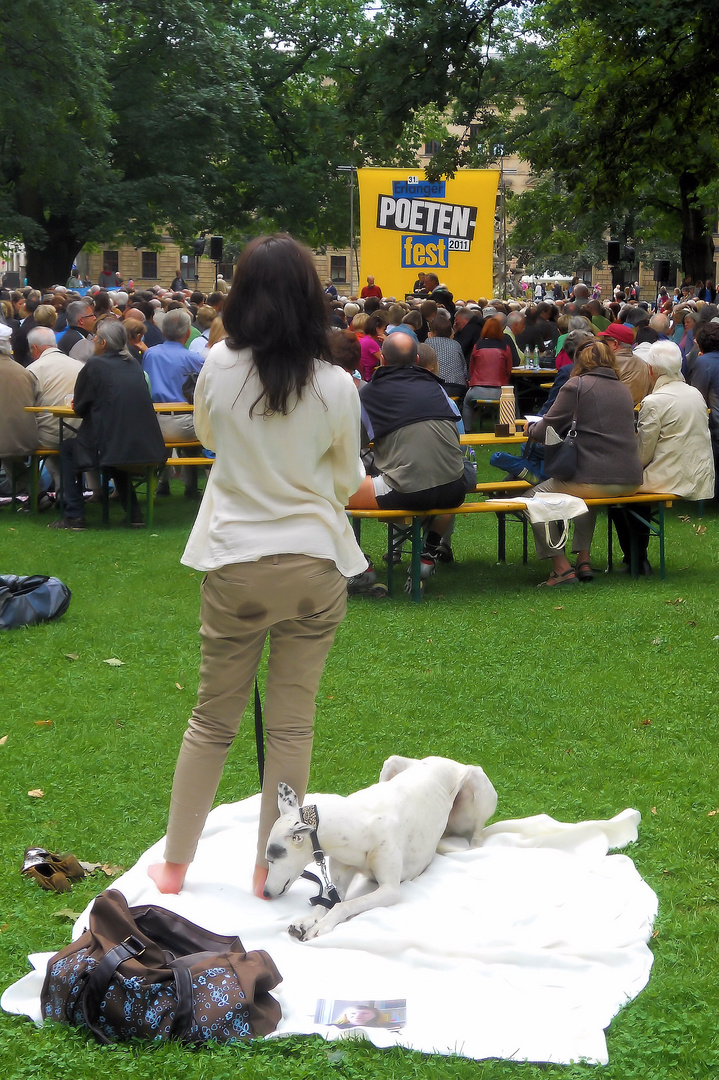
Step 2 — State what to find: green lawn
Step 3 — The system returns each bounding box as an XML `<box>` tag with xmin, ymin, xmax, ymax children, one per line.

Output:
<box><xmin>1</xmin><ymin>471</ymin><xmax>718</xmax><ymax>1079</ymax></box>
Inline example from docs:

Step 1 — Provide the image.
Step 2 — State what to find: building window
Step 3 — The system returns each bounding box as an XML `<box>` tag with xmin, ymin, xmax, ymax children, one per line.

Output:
<box><xmin>141</xmin><ymin>251</ymin><xmax>158</xmax><ymax>278</ymax></box>
<box><xmin>424</xmin><ymin>140</ymin><xmax>441</xmax><ymax>156</ymax></box>
<box><xmin>102</xmin><ymin>250</ymin><xmax>119</xmax><ymax>273</ymax></box>
<box><xmin>331</xmin><ymin>256</ymin><xmax>347</xmax><ymax>283</ymax></box>
<box><xmin>468</xmin><ymin>124</ymin><xmax>481</xmax><ymax>143</ymax></box>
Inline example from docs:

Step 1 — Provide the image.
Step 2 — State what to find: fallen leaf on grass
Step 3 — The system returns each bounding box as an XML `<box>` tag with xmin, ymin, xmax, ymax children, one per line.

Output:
<box><xmin>641</xmin><ymin>719</ymin><xmax>652</xmax><ymax>726</ymax></box>
<box><xmin>0</xmin><ymin>735</ymin><xmax>8</xmax><ymax>746</ymax></box>
<box><xmin>64</xmin><ymin>653</ymin><xmax>79</xmax><ymax>661</ymax></box>
<box><xmin>104</xmin><ymin>658</ymin><xmax>125</xmax><ymax>667</ymax></box>
<box><xmin>651</xmin><ymin>637</ymin><xmax>664</xmax><ymax>645</ymax></box>
<box><xmin>34</xmin><ymin>720</ymin><xmax>52</xmax><ymax>727</ymax></box>
<box><xmin>651</xmin><ymin>806</ymin><xmax>657</xmax><ymax>815</ymax></box>
<box><xmin>78</xmin><ymin>861</ymin><xmax>124</xmax><ymax>877</ymax></box>
<box><xmin>174</xmin><ymin>682</ymin><xmax>184</xmax><ymax>690</ymax></box>
<box><xmin>652</xmin><ymin>930</ymin><xmax>659</xmax><ymax>939</ymax></box>
<box><xmin>708</xmin><ymin>810</ymin><xmax>719</xmax><ymax>817</ymax></box>
<box><xmin>553</xmin><ymin>605</ymin><xmax>565</xmax><ymax>610</ymax></box>
<box><xmin>687</xmin><ymin>621</ymin><xmax>697</xmax><ymax>627</ymax></box>
<box><xmin>52</xmin><ymin>909</ymin><xmax>82</xmax><ymax>921</ymax></box>
<box><xmin>0</xmin><ymin>923</ymin><xmax>9</xmax><ymax>933</ymax></box>
<box><xmin>665</xmin><ymin>597</ymin><xmax>685</xmax><ymax>605</ymax></box>
<box><xmin>28</xmin><ymin>789</ymin><xmax>44</xmax><ymax>798</ymax></box>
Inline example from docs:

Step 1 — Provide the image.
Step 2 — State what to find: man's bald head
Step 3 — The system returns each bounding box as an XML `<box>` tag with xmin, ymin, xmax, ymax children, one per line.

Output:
<box><xmin>124</xmin><ymin>307</ymin><xmax>146</xmax><ymax>322</ymax></box>
<box><xmin>381</xmin><ymin>331</ymin><xmax>419</xmax><ymax>367</ymax></box>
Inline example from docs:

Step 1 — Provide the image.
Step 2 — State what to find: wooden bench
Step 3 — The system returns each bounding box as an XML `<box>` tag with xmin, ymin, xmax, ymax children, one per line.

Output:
<box><xmin>348</xmin><ymin>493</ymin><xmax>678</xmax><ymax>600</ymax></box>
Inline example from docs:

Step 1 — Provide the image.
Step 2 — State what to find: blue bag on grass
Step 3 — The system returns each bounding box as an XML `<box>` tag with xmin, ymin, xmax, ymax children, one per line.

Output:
<box><xmin>0</xmin><ymin>575</ymin><xmax>71</xmax><ymax>630</ymax></box>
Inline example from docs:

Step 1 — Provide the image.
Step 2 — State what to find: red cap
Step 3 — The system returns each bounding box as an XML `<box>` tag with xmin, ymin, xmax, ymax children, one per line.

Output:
<box><xmin>598</xmin><ymin>323</ymin><xmax>635</xmax><ymax>345</ymax></box>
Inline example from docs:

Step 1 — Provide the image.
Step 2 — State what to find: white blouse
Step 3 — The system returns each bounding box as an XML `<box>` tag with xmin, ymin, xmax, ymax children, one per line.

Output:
<box><xmin>181</xmin><ymin>343</ymin><xmax>367</xmax><ymax>577</ymax></box>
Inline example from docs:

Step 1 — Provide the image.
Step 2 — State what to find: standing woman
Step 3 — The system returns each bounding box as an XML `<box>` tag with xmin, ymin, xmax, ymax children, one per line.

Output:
<box><xmin>149</xmin><ymin>235</ymin><xmax>367</xmax><ymax>897</ymax></box>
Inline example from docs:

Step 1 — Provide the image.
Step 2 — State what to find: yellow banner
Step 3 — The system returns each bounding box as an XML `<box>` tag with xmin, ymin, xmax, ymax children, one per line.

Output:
<box><xmin>356</xmin><ymin>168</ymin><xmax>499</xmax><ymax>301</ymax></box>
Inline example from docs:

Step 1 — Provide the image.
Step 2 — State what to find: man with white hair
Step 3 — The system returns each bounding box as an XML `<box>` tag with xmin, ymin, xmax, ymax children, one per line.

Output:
<box><xmin>26</xmin><ymin>326</ymin><xmax>84</xmax><ymax>491</ymax></box>
<box><xmin>611</xmin><ymin>339</ymin><xmax>714</xmax><ymax>574</ymax></box>
<box><xmin>48</xmin><ymin>319</ymin><xmax>166</xmax><ymax>529</ymax></box>
<box><xmin>142</xmin><ymin>307</ymin><xmax>203</xmax><ymax>496</ymax></box>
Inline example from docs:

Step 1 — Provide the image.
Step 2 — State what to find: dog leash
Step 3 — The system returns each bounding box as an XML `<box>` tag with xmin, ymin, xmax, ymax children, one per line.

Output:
<box><xmin>299</xmin><ymin>805</ymin><xmax>341</xmax><ymax>909</ymax></box>
<box><xmin>255</xmin><ymin>696</ymin><xmax>339</xmax><ymax>909</ymax></box>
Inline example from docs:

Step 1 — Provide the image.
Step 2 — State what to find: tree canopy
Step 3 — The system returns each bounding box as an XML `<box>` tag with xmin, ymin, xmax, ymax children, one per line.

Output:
<box><xmin>1</xmin><ymin>0</ymin><xmax>717</xmax><ymax>285</ymax></box>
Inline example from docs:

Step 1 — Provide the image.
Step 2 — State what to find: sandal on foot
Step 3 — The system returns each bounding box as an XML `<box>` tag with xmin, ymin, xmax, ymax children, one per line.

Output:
<box><xmin>538</xmin><ymin>568</ymin><xmax>577</xmax><ymax>587</ymax></box>
<box><xmin>575</xmin><ymin>560</ymin><xmax>594</xmax><ymax>582</ymax></box>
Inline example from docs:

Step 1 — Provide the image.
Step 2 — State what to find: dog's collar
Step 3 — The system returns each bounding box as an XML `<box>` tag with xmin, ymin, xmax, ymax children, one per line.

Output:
<box><xmin>299</xmin><ymin>804</ymin><xmax>340</xmax><ymax>909</ymax></box>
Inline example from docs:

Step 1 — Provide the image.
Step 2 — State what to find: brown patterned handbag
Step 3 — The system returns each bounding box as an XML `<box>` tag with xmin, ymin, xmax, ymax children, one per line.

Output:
<box><xmin>41</xmin><ymin>889</ymin><xmax>282</xmax><ymax>1044</ymax></box>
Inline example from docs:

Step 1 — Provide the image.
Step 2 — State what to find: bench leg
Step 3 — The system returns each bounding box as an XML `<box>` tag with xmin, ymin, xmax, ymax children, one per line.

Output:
<box><xmin>101</xmin><ymin>469</ymin><xmax>111</xmax><ymax>525</ymax></box>
<box><xmin>522</xmin><ymin>516</ymin><xmax>528</xmax><ymax>564</ymax></box>
<box><xmin>496</xmin><ymin>513</ymin><xmax>506</xmax><ymax>562</ymax></box>
<box><xmin>658</xmin><ymin>503</ymin><xmax>666</xmax><ymax>580</ymax></box>
<box><xmin>410</xmin><ymin>517</ymin><xmax>423</xmax><ymax>601</ymax></box>
<box><xmin>30</xmin><ymin>456</ymin><xmax>40</xmax><ymax>514</ymax></box>
<box><xmin>386</xmin><ymin>523</ymin><xmax>396</xmax><ymax>596</ymax></box>
<box><xmin>145</xmin><ymin>468</ymin><xmax>154</xmax><ymax>530</ymax></box>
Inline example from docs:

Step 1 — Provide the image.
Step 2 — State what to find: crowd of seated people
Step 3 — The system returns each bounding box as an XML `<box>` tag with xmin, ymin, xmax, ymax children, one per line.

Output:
<box><xmin>1</xmin><ymin>265</ymin><xmax>717</xmax><ymax>583</ymax></box>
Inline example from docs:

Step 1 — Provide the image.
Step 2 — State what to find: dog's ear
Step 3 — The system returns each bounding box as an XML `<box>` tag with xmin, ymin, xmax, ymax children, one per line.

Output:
<box><xmin>277</xmin><ymin>782</ymin><xmax>299</xmax><ymax>815</ymax></box>
<box><xmin>379</xmin><ymin>755</ymin><xmax>414</xmax><ymax>783</ymax></box>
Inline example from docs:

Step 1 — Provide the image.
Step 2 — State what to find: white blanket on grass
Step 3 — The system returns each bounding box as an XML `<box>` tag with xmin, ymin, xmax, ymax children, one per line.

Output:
<box><xmin>2</xmin><ymin>797</ymin><xmax>657</xmax><ymax>1066</ymax></box>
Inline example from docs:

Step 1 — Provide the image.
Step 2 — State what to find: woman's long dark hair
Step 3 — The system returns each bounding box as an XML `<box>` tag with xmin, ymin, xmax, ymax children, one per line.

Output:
<box><xmin>223</xmin><ymin>234</ymin><xmax>331</xmax><ymax>416</ymax></box>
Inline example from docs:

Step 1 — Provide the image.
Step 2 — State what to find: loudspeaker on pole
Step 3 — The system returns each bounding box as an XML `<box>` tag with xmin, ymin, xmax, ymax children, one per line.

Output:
<box><xmin>209</xmin><ymin>236</ymin><xmax>224</xmax><ymax>262</ymax></box>
<box><xmin>607</xmin><ymin>241</ymin><xmax>621</xmax><ymax>265</ymax></box>
<box><xmin>653</xmin><ymin>260</ymin><xmax>670</xmax><ymax>283</ymax></box>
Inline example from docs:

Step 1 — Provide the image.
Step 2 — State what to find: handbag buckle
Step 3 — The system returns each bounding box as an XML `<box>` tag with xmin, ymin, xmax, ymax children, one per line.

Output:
<box><xmin>122</xmin><ymin>934</ymin><xmax>146</xmax><ymax>957</ymax></box>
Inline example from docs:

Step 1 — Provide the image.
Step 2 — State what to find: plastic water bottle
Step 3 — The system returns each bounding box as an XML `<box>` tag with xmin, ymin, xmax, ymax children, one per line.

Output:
<box><xmin>524</xmin><ymin>346</ymin><xmax>532</xmax><ymax>368</ymax></box>
<box><xmin>533</xmin><ymin>347</ymin><xmax>539</xmax><ymax>369</ymax></box>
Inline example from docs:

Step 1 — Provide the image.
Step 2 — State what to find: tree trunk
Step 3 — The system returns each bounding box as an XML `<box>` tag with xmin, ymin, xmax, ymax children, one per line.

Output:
<box><xmin>23</xmin><ymin>216</ymin><xmax>84</xmax><ymax>290</ymax></box>
<box><xmin>679</xmin><ymin>173</ymin><xmax>716</xmax><ymax>283</ymax></box>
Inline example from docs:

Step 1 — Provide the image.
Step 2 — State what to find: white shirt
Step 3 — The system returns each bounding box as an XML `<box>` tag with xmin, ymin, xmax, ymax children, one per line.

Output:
<box><xmin>182</xmin><ymin>343</ymin><xmax>367</xmax><ymax>576</ymax></box>
<box><xmin>26</xmin><ymin>347</ymin><xmax>84</xmax><ymax>442</ymax></box>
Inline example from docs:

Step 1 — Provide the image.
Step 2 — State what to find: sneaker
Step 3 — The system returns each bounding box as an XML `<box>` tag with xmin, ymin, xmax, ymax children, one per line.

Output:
<box><xmin>436</xmin><ymin>540</ymin><xmax>454</xmax><ymax>563</ymax></box>
<box><xmin>48</xmin><ymin>517</ymin><xmax>87</xmax><ymax>530</ymax></box>
<box><xmin>123</xmin><ymin>510</ymin><xmax>145</xmax><ymax>528</ymax></box>
<box><xmin>347</xmin><ymin>562</ymin><xmax>381</xmax><ymax>595</ymax></box>
<box><xmin>419</xmin><ymin>551</ymin><xmax>437</xmax><ymax>579</ymax></box>
<box><xmin>381</xmin><ymin>548</ymin><xmax>403</xmax><ymax>564</ymax></box>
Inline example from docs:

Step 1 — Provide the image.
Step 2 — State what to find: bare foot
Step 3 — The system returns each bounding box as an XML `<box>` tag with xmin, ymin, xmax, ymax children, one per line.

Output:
<box><xmin>253</xmin><ymin>865</ymin><xmax>269</xmax><ymax>899</ymax></box>
<box><xmin>148</xmin><ymin>861</ymin><xmax>189</xmax><ymax>894</ymax></box>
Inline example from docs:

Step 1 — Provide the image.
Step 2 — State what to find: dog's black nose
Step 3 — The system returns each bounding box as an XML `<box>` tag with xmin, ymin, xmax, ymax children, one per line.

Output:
<box><xmin>263</xmin><ymin>888</ymin><xmax>271</xmax><ymax>898</ymax></box>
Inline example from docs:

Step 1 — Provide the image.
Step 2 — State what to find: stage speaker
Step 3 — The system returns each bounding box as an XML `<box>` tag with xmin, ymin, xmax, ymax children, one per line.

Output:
<box><xmin>209</xmin><ymin>235</ymin><xmax>224</xmax><ymax>262</ymax></box>
<box><xmin>607</xmin><ymin>241</ymin><xmax>621</xmax><ymax>265</ymax></box>
<box><xmin>622</xmin><ymin>245</ymin><xmax>636</xmax><ymax>264</ymax></box>
<box><xmin>653</xmin><ymin>259</ymin><xmax>670</xmax><ymax>283</ymax></box>
<box><xmin>192</xmin><ymin>238</ymin><xmax>206</xmax><ymax>257</ymax></box>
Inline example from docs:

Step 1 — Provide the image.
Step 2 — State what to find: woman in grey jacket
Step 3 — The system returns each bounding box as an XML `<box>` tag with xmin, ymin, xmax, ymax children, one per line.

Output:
<box><xmin>526</xmin><ymin>340</ymin><xmax>642</xmax><ymax>585</ymax></box>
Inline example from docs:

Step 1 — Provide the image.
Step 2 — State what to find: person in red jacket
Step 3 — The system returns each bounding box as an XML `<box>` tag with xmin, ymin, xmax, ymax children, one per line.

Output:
<box><xmin>461</xmin><ymin>317</ymin><xmax>512</xmax><ymax>430</ymax></box>
<box><xmin>360</xmin><ymin>275</ymin><xmax>382</xmax><ymax>299</ymax></box>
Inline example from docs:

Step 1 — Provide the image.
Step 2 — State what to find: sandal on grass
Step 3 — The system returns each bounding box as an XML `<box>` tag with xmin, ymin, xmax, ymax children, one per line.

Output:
<box><xmin>538</xmin><ymin>568</ymin><xmax>578</xmax><ymax>587</ymax></box>
<box><xmin>21</xmin><ymin>847</ymin><xmax>87</xmax><ymax>892</ymax></box>
<box><xmin>575</xmin><ymin>560</ymin><xmax>594</xmax><ymax>582</ymax></box>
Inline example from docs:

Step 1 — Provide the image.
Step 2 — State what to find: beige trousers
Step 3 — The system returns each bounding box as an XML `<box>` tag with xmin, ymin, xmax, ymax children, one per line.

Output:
<box><xmin>164</xmin><ymin>554</ymin><xmax>347</xmax><ymax>867</ymax></box>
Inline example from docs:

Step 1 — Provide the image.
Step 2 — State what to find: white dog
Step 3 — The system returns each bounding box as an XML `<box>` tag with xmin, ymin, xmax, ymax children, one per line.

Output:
<box><xmin>263</xmin><ymin>755</ymin><xmax>497</xmax><ymax>940</ymax></box>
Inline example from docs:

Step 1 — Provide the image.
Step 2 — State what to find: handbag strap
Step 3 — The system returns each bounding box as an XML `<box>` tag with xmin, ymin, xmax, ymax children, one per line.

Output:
<box><xmin>78</xmin><ymin>935</ymin><xmax>148</xmax><ymax>1044</ymax></box>
<box><xmin>79</xmin><ymin>934</ymin><xmax>197</xmax><ymax>1044</ymax></box>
